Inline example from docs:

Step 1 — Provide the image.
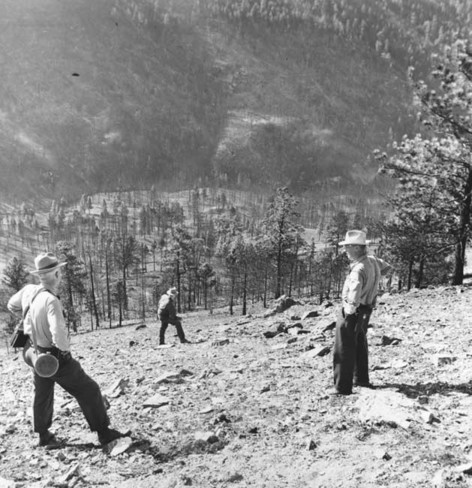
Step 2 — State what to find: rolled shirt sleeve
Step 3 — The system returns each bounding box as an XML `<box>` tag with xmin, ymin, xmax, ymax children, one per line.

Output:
<box><xmin>7</xmin><ymin>289</ymin><xmax>24</xmax><ymax>317</ymax></box>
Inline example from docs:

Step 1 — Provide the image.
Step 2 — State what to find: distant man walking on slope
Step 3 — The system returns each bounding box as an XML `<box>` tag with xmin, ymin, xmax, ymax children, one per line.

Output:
<box><xmin>7</xmin><ymin>252</ymin><xmax>126</xmax><ymax>448</ymax></box>
<box><xmin>333</xmin><ymin>230</ymin><xmax>391</xmax><ymax>395</ymax></box>
<box><xmin>157</xmin><ymin>287</ymin><xmax>189</xmax><ymax>345</ymax></box>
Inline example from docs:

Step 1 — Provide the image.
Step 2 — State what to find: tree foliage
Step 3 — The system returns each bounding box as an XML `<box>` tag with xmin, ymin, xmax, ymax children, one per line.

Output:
<box><xmin>3</xmin><ymin>257</ymin><xmax>29</xmax><ymax>291</ymax></box>
<box><xmin>377</xmin><ymin>40</ymin><xmax>472</xmax><ymax>286</ymax></box>
<box><xmin>262</xmin><ymin>187</ymin><xmax>305</xmax><ymax>299</ymax></box>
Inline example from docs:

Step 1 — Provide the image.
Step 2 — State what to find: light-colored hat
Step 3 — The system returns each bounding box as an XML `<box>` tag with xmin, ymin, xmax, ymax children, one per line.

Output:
<box><xmin>167</xmin><ymin>287</ymin><xmax>178</xmax><ymax>297</ymax></box>
<box><xmin>339</xmin><ymin>230</ymin><xmax>371</xmax><ymax>246</ymax></box>
<box><xmin>30</xmin><ymin>252</ymin><xmax>66</xmax><ymax>275</ymax></box>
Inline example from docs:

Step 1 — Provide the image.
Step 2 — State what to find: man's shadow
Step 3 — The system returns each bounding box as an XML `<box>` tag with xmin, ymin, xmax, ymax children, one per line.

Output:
<box><xmin>377</xmin><ymin>381</ymin><xmax>472</xmax><ymax>398</ymax></box>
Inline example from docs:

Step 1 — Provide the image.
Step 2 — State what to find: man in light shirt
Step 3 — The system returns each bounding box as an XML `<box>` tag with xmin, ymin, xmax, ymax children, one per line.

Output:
<box><xmin>8</xmin><ymin>252</ymin><xmax>126</xmax><ymax>448</ymax></box>
<box><xmin>332</xmin><ymin>231</ymin><xmax>391</xmax><ymax>395</ymax></box>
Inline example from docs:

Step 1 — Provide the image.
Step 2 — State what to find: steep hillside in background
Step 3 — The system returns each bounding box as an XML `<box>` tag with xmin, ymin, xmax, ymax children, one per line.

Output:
<box><xmin>0</xmin><ymin>0</ymin><xmax>470</xmax><ymax>203</ymax></box>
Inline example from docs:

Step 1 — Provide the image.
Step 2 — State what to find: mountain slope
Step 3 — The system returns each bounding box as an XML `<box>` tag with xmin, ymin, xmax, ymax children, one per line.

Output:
<box><xmin>0</xmin><ymin>0</ymin><xmax>470</xmax><ymax>201</ymax></box>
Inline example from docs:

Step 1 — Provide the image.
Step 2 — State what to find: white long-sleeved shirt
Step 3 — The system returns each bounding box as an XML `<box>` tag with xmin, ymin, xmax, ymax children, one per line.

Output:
<box><xmin>7</xmin><ymin>284</ymin><xmax>71</xmax><ymax>351</ymax></box>
<box><xmin>342</xmin><ymin>255</ymin><xmax>391</xmax><ymax>315</ymax></box>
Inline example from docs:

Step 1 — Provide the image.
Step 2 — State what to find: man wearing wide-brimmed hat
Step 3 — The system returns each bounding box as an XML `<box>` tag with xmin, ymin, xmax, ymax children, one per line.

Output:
<box><xmin>332</xmin><ymin>231</ymin><xmax>391</xmax><ymax>395</ymax></box>
<box><xmin>157</xmin><ymin>286</ymin><xmax>190</xmax><ymax>345</ymax></box>
<box><xmin>8</xmin><ymin>252</ymin><xmax>127</xmax><ymax>448</ymax></box>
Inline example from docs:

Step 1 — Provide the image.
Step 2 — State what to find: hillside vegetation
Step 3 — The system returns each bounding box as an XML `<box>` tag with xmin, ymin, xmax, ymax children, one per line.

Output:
<box><xmin>1</xmin><ymin>0</ymin><xmax>470</xmax><ymax>202</ymax></box>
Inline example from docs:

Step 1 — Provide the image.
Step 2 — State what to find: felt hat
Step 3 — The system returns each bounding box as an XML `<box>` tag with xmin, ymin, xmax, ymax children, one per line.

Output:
<box><xmin>339</xmin><ymin>230</ymin><xmax>371</xmax><ymax>246</ymax></box>
<box><xmin>30</xmin><ymin>252</ymin><xmax>66</xmax><ymax>275</ymax></box>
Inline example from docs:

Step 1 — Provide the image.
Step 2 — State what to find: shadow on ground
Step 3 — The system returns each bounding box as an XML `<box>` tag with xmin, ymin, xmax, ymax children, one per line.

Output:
<box><xmin>379</xmin><ymin>381</ymin><xmax>472</xmax><ymax>398</ymax></box>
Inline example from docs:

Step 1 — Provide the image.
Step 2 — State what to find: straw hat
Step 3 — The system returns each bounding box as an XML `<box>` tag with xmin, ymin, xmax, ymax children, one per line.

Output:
<box><xmin>339</xmin><ymin>230</ymin><xmax>371</xmax><ymax>246</ymax></box>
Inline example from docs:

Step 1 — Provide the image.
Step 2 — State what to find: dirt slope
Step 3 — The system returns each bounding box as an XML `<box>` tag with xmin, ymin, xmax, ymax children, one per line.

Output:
<box><xmin>1</xmin><ymin>285</ymin><xmax>472</xmax><ymax>487</ymax></box>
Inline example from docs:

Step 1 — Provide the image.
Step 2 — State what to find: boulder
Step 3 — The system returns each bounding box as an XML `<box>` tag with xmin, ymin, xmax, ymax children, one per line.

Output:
<box><xmin>275</xmin><ymin>295</ymin><xmax>299</xmax><ymax>313</ymax></box>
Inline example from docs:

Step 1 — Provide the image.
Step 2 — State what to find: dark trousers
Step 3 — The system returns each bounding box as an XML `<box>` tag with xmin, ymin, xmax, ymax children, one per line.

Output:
<box><xmin>24</xmin><ymin>344</ymin><xmax>109</xmax><ymax>434</ymax></box>
<box><xmin>159</xmin><ymin>318</ymin><xmax>186</xmax><ymax>344</ymax></box>
<box><xmin>333</xmin><ymin>306</ymin><xmax>373</xmax><ymax>394</ymax></box>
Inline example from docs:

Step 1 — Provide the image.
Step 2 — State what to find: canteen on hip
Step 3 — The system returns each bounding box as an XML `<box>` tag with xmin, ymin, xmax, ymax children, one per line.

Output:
<box><xmin>34</xmin><ymin>353</ymin><xmax>59</xmax><ymax>378</ymax></box>
<box><xmin>24</xmin><ymin>348</ymin><xmax>59</xmax><ymax>378</ymax></box>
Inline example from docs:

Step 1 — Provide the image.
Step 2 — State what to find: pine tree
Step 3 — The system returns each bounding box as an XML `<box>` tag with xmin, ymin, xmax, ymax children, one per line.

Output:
<box><xmin>3</xmin><ymin>257</ymin><xmax>29</xmax><ymax>291</ymax></box>
<box><xmin>56</xmin><ymin>241</ymin><xmax>87</xmax><ymax>332</ymax></box>
<box><xmin>262</xmin><ymin>187</ymin><xmax>305</xmax><ymax>298</ymax></box>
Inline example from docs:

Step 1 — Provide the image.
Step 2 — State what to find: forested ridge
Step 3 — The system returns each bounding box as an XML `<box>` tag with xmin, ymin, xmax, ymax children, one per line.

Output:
<box><xmin>1</xmin><ymin>0</ymin><xmax>470</xmax><ymax>201</ymax></box>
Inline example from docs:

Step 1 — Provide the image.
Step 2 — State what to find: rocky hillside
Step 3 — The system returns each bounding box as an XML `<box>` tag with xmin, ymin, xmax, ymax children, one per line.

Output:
<box><xmin>1</xmin><ymin>284</ymin><xmax>472</xmax><ymax>487</ymax></box>
<box><xmin>1</xmin><ymin>0</ymin><xmax>470</xmax><ymax>202</ymax></box>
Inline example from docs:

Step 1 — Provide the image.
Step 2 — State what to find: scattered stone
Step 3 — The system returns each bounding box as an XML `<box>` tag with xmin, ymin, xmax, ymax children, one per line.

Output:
<box><xmin>300</xmin><ymin>346</ymin><xmax>331</xmax><ymax>360</ymax></box>
<box><xmin>155</xmin><ymin>371</ymin><xmax>185</xmax><ymax>384</ymax></box>
<box><xmin>421</xmin><ymin>410</ymin><xmax>440</xmax><ymax>424</ymax></box>
<box><xmin>199</xmin><ymin>406</ymin><xmax>214</xmax><ymax>414</ymax></box>
<box><xmin>194</xmin><ymin>431</ymin><xmax>219</xmax><ymax>444</ymax></box>
<box><xmin>302</xmin><ymin>310</ymin><xmax>319</xmax><ymax>320</ymax></box>
<box><xmin>213</xmin><ymin>413</ymin><xmax>231</xmax><ymax>424</ymax></box>
<box><xmin>274</xmin><ymin>295</ymin><xmax>299</xmax><ymax>313</ymax></box>
<box><xmin>56</xmin><ymin>463</ymin><xmax>81</xmax><ymax>484</ymax></box>
<box><xmin>226</xmin><ymin>472</ymin><xmax>244</xmax><ymax>483</ymax></box>
<box><xmin>181</xmin><ymin>475</ymin><xmax>193</xmax><ymax>485</ymax></box>
<box><xmin>307</xmin><ymin>439</ymin><xmax>317</xmax><ymax>451</ymax></box>
<box><xmin>211</xmin><ymin>338</ymin><xmax>230</xmax><ymax>346</ymax></box>
<box><xmin>106</xmin><ymin>437</ymin><xmax>133</xmax><ymax>456</ymax></box>
<box><xmin>454</xmin><ymin>462</ymin><xmax>472</xmax><ymax>474</ymax></box>
<box><xmin>236</xmin><ymin>320</ymin><xmax>250</xmax><ymax>326</ymax></box>
<box><xmin>380</xmin><ymin>335</ymin><xmax>402</xmax><ymax>346</ymax></box>
<box><xmin>262</xmin><ymin>324</ymin><xmax>287</xmax><ymax>338</ymax></box>
<box><xmin>143</xmin><ymin>394</ymin><xmax>170</xmax><ymax>408</ymax></box>
<box><xmin>322</xmin><ymin>321</ymin><xmax>336</xmax><ymax>332</ymax></box>
<box><xmin>105</xmin><ymin>378</ymin><xmax>129</xmax><ymax>398</ymax></box>
<box><xmin>432</xmin><ymin>355</ymin><xmax>457</xmax><ymax>366</ymax></box>
<box><xmin>179</xmin><ymin>369</ymin><xmax>194</xmax><ymax>377</ymax></box>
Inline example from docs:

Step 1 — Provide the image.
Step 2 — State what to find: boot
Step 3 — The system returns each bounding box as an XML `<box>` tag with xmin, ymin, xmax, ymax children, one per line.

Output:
<box><xmin>97</xmin><ymin>427</ymin><xmax>126</xmax><ymax>445</ymax></box>
<box><xmin>38</xmin><ymin>431</ymin><xmax>63</xmax><ymax>449</ymax></box>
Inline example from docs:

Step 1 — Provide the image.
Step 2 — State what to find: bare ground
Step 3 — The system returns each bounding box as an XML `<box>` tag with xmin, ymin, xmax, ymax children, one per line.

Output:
<box><xmin>1</xmin><ymin>285</ymin><xmax>472</xmax><ymax>487</ymax></box>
